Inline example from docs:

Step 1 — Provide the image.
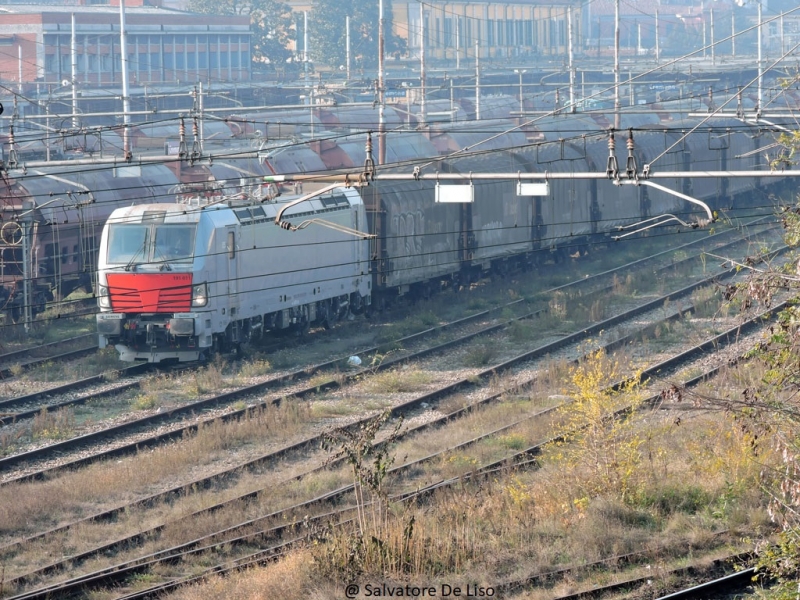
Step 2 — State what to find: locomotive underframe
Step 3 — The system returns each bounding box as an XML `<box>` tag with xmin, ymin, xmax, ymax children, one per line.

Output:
<box><xmin>99</xmin><ymin>291</ymin><xmax>371</xmax><ymax>362</ymax></box>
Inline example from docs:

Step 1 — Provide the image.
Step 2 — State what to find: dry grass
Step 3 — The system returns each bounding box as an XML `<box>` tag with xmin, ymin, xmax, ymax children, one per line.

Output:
<box><xmin>30</xmin><ymin>407</ymin><xmax>75</xmax><ymax>440</ymax></box>
<box><xmin>373</xmin><ymin>310</ymin><xmax>442</xmax><ymax>344</ymax></box>
<box><xmin>235</xmin><ymin>354</ymin><xmax>273</xmax><ymax>379</ymax></box>
<box><xmin>612</xmin><ymin>273</ymin><xmax>633</xmax><ymax>296</ymax></box>
<box><xmin>362</xmin><ymin>367</ymin><xmax>434</xmax><ymax>394</ymax></box>
<box><xmin>167</xmin><ymin>550</ymin><xmax>317</xmax><ymax>600</ymax></box>
<box><xmin>462</xmin><ymin>343</ymin><xmax>498</xmax><ymax>367</ymax></box>
<box><xmin>13</xmin><ymin>347</ymin><xmax>121</xmax><ymax>386</ymax></box>
<box><xmin>131</xmin><ymin>393</ymin><xmax>160</xmax><ymax>411</ymax></box>
<box><xmin>2</xmin><ymin>253</ymin><xmax>781</xmax><ymax>598</ymax></box>
<box><xmin>308</xmin><ymin>405</ymin><xmax>765</xmax><ymax>590</ymax></box>
<box><xmin>507</xmin><ymin>320</ymin><xmax>536</xmax><ymax>343</ymax></box>
<box><xmin>0</xmin><ymin>401</ymin><xmax>312</xmax><ymax>540</ymax></box>
<box><xmin>691</xmin><ymin>285</ymin><xmax>722</xmax><ymax>318</ymax></box>
<box><xmin>188</xmin><ymin>357</ymin><xmax>228</xmax><ymax>396</ymax></box>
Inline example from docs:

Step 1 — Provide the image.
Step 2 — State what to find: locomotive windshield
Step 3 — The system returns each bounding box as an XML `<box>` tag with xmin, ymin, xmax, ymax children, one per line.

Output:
<box><xmin>153</xmin><ymin>225</ymin><xmax>195</xmax><ymax>262</ymax></box>
<box><xmin>106</xmin><ymin>224</ymin><xmax>195</xmax><ymax>265</ymax></box>
<box><xmin>107</xmin><ymin>225</ymin><xmax>149</xmax><ymax>265</ymax></box>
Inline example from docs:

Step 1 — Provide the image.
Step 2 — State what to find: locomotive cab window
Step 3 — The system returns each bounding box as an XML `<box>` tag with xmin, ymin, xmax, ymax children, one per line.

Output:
<box><xmin>154</xmin><ymin>225</ymin><xmax>195</xmax><ymax>262</ymax></box>
<box><xmin>107</xmin><ymin>225</ymin><xmax>150</xmax><ymax>264</ymax></box>
<box><xmin>107</xmin><ymin>224</ymin><xmax>196</xmax><ymax>264</ymax></box>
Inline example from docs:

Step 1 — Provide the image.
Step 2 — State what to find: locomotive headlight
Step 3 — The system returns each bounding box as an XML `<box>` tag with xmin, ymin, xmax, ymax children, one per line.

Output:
<box><xmin>191</xmin><ymin>282</ymin><xmax>208</xmax><ymax>307</ymax></box>
<box><xmin>97</xmin><ymin>285</ymin><xmax>111</xmax><ymax>309</ymax></box>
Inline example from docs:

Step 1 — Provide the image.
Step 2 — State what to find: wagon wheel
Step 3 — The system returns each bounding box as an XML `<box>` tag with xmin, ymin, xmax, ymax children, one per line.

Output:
<box><xmin>321</xmin><ymin>309</ymin><xmax>333</xmax><ymax>330</ymax></box>
<box><xmin>0</xmin><ymin>222</ymin><xmax>22</xmax><ymax>246</ymax></box>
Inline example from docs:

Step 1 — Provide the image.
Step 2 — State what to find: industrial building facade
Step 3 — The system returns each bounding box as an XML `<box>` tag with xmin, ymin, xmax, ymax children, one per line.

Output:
<box><xmin>0</xmin><ymin>2</ymin><xmax>251</xmax><ymax>87</ymax></box>
<box><xmin>396</xmin><ymin>0</ymin><xmax>578</xmax><ymax>61</ymax></box>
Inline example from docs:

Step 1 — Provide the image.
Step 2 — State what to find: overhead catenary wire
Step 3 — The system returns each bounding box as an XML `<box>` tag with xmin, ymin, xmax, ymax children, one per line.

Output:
<box><xmin>644</xmin><ymin>39</ymin><xmax>800</xmax><ymax>171</ymax></box>
<box><xmin>0</xmin><ymin>3</ymin><xmax>793</xmax><ymax>134</ymax></box>
<box><xmin>0</xmin><ymin>9</ymin><xmax>796</xmax><ymax>327</ymax></box>
<box><xmin>0</xmin><ymin>200</ymin><xmax>781</xmax><ymax>334</ymax></box>
<box><xmin>405</xmin><ymin>5</ymin><xmax>800</xmax><ymax>177</ymax></box>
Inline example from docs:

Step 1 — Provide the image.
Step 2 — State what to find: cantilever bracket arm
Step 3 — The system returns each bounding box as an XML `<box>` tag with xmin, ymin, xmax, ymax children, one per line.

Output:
<box><xmin>615</xmin><ymin>213</ymin><xmax>695</xmax><ymax>232</ymax></box>
<box><xmin>274</xmin><ymin>182</ymin><xmax>362</xmax><ymax>225</ymax></box>
<box><xmin>615</xmin><ymin>179</ymin><xmax>715</xmax><ymax>225</ymax></box>
<box><xmin>274</xmin><ymin>181</ymin><xmax>372</xmax><ymax>239</ymax></box>
<box><xmin>281</xmin><ymin>218</ymin><xmax>377</xmax><ymax>239</ymax></box>
<box><xmin>613</xmin><ymin>214</ymin><xmax>697</xmax><ymax>241</ymax></box>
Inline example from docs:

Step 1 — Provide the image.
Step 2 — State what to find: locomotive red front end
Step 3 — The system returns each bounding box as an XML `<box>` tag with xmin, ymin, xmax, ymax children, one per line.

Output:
<box><xmin>96</xmin><ymin>204</ymin><xmax>209</xmax><ymax>362</ymax></box>
<box><xmin>105</xmin><ymin>273</ymin><xmax>194</xmax><ymax>313</ymax></box>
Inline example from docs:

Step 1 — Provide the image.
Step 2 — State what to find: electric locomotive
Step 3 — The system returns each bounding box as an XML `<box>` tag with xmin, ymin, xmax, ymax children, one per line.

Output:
<box><xmin>96</xmin><ymin>186</ymin><xmax>371</xmax><ymax>362</ymax></box>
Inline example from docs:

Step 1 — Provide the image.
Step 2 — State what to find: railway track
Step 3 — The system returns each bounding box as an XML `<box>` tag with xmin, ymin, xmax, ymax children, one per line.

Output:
<box><xmin>8</xmin><ymin>301</ymin><xmax>771</xmax><ymax>600</ymax></box>
<box><xmin>0</xmin><ymin>236</ymin><xmax>785</xmax><ymax>598</ymax></box>
<box><xmin>542</xmin><ymin>555</ymin><xmax>755</xmax><ymax>600</ymax></box>
<box><xmin>99</xmin><ymin>295</ymin><xmax>777</xmax><ymax>600</ymax></box>
<box><xmin>0</xmin><ymin>222</ymin><xmax>778</xmax><ymax>485</ymax></box>
<box><xmin>0</xmin><ymin>335</ymin><xmax>99</xmax><ymax>381</ymax></box>
<box><xmin>0</xmin><ymin>364</ymin><xmax>149</xmax><ymax>425</ymax></box>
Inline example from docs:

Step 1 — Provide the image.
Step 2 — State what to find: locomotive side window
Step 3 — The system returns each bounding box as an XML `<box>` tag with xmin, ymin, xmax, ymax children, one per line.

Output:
<box><xmin>154</xmin><ymin>225</ymin><xmax>195</xmax><ymax>261</ymax></box>
<box><xmin>107</xmin><ymin>225</ymin><xmax>149</xmax><ymax>264</ymax></box>
<box><xmin>228</xmin><ymin>231</ymin><xmax>235</xmax><ymax>259</ymax></box>
<box><xmin>234</xmin><ymin>208</ymin><xmax>251</xmax><ymax>223</ymax></box>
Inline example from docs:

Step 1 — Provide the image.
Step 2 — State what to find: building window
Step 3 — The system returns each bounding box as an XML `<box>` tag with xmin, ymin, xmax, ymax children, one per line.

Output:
<box><xmin>487</xmin><ymin>19</ymin><xmax>495</xmax><ymax>46</ymax></box>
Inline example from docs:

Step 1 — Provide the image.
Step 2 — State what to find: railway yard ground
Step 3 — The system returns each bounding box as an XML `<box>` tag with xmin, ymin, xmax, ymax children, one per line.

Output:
<box><xmin>0</xmin><ymin>210</ymin><xmax>794</xmax><ymax>599</ymax></box>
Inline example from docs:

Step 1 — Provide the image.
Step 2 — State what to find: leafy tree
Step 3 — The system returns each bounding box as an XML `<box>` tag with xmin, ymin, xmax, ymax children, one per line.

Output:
<box><xmin>307</xmin><ymin>0</ymin><xmax>405</xmax><ymax>71</ymax></box>
<box><xmin>187</xmin><ymin>0</ymin><xmax>295</xmax><ymax>67</ymax></box>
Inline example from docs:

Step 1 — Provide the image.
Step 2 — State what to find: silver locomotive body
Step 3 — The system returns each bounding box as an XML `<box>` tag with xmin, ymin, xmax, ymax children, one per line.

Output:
<box><xmin>96</xmin><ymin>187</ymin><xmax>370</xmax><ymax>362</ymax></box>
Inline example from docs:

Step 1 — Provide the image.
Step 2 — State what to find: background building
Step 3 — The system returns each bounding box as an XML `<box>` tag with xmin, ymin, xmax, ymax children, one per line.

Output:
<box><xmin>395</xmin><ymin>0</ymin><xmax>578</xmax><ymax>62</ymax></box>
<box><xmin>0</xmin><ymin>1</ymin><xmax>251</xmax><ymax>89</ymax></box>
